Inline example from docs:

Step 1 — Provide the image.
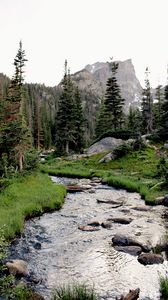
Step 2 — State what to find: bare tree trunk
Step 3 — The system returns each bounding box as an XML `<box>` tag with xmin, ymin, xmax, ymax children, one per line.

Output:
<box><xmin>65</xmin><ymin>141</ymin><xmax>69</xmax><ymax>155</ymax></box>
<box><xmin>19</xmin><ymin>152</ymin><xmax>23</xmax><ymax>172</ymax></box>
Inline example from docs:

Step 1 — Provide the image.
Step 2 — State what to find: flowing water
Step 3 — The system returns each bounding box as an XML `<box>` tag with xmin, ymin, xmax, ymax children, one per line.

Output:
<box><xmin>9</xmin><ymin>177</ymin><xmax>168</xmax><ymax>299</ymax></box>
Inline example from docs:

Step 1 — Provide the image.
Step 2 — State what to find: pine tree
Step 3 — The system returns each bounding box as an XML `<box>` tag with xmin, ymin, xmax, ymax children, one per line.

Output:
<box><xmin>160</xmin><ymin>85</ymin><xmax>168</xmax><ymax>137</ymax></box>
<box><xmin>95</xmin><ymin>99</ymin><xmax>112</xmax><ymax>139</ymax></box>
<box><xmin>94</xmin><ymin>59</ymin><xmax>125</xmax><ymax>139</ymax></box>
<box><xmin>104</xmin><ymin>60</ymin><xmax>125</xmax><ymax>131</ymax></box>
<box><xmin>73</xmin><ymin>87</ymin><xmax>85</xmax><ymax>152</ymax></box>
<box><xmin>153</xmin><ymin>85</ymin><xmax>163</xmax><ymax>130</ymax></box>
<box><xmin>2</xmin><ymin>41</ymin><xmax>31</xmax><ymax>171</ymax></box>
<box><xmin>141</xmin><ymin>67</ymin><xmax>153</xmax><ymax>134</ymax></box>
<box><xmin>55</xmin><ymin>61</ymin><xmax>76</xmax><ymax>154</ymax></box>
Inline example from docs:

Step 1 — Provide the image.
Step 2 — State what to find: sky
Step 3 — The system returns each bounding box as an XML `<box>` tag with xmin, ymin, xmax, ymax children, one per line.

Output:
<box><xmin>0</xmin><ymin>0</ymin><xmax>168</xmax><ymax>88</ymax></box>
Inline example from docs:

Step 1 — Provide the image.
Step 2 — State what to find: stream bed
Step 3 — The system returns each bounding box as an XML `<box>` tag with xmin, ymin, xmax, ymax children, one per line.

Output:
<box><xmin>9</xmin><ymin>177</ymin><xmax>168</xmax><ymax>299</ymax></box>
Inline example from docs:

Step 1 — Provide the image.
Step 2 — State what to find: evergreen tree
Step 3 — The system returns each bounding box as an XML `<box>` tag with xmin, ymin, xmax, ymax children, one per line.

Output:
<box><xmin>153</xmin><ymin>85</ymin><xmax>163</xmax><ymax>130</ymax></box>
<box><xmin>95</xmin><ymin>99</ymin><xmax>112</xmax><ymax>139</ymax></box>
<box><xmin>104</xmin><ymin>60</ymin><xmax>125</xmax><ymax>131</ymax></box>
<box><xmin>94</xmin><ymin>59</ymin><xmax>125</xmax><ymax>139</ymax></box>
<box><xmin>73</xmin><ymin>87</ymin><xmax>85</xmax><ymax>152</ymax></box>
<box><xmin>160</xmin><ymin>85</ymin><xmax>168</xmax><ymax>137</ymax></box>
<box><xmin>55</xmin><ymin>61</ymin><xmax>76</xmax><ymax>154</ymax></box>
<box><xmin>1</xmin><ymin>41</ymin><xmax>31</xmax><ymax>172</ymax></box>
<box><xmin>141</xmin><ymin>67</ymin><xmax>153</xmax><ymax>134</ymax></box>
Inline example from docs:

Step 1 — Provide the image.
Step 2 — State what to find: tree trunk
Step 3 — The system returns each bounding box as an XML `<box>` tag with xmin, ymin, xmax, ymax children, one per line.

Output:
<box><xmin>65</xmin><ymin>141</ymin><xmax>69</xmax><ymax>154</ymax></box>
<box><xmin>19</xmin><ymin>153</ymin><xmax>23</xmax><ymax>172</ymax></box>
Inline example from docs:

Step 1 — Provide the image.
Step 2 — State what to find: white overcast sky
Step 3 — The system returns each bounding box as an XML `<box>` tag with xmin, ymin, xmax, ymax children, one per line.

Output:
<box><xmin>0</xmin><ymin>0</ymin><xmax>168</xmax><ymax>87</ymax></box>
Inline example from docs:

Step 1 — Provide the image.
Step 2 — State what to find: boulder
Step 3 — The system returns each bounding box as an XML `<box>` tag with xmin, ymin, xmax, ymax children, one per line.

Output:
<box><xmin>6</xmin><ymin>259</ymin><xmax>29</xmax><ymax>276</ymax></box>
<box><xmin>138</xmin><ymin>253</ymin><xmax>164</xmax><ymax>265</ymax></box>
<box><xmin>107</xmin><ymin>217</ymin><xmax>132</xmax><ymax>224</ymax></box>
<box><xmin>112</xmin><ymin>234</ymin><xmax>151</xmax><ymax>252</ymax></box>
<box><xmin>87</xmin><ymin>137</ymin><xmax>123</xmax><ymax>155</ymax></box>
<box><xmin>78</xmin><ymin>225</ymin><xmax>100</xmax><ymax>232</ymax></box>
<box><xmin>114</xmin><ymin>246</ymin><xmax>142</xmax><ymax>256</ymax></box>
<box><xmin>118</xmin><ymin>288</ymin><xmax>140</xmax><ymax>300</ymax></box>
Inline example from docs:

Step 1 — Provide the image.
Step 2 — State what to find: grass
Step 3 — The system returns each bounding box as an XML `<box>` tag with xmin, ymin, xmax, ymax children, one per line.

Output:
<box><xmin>52</xmin><ymin>283</ymin><xmax>98</xmax><ymax>300</ymax></box>
<box><xmin>0</xmin><ymin>172</ymin><xmax>66</xmax><ymax>240</ymax></box>
<box><xmin>160</xmin><ymin>277</ymin><xmax>168</xmax><ymax>300</ymax></box>
<box><xmin>40</xmin><ymin>147</ymin><xmax>168</xmax><ymax>204</ymax></box>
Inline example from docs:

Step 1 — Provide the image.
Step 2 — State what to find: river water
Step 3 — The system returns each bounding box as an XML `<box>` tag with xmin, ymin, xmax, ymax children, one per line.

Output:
<box><xmin>9</xmin><ymin>177</ymin><xmax>168</xmax><ymax>299</ymax></box>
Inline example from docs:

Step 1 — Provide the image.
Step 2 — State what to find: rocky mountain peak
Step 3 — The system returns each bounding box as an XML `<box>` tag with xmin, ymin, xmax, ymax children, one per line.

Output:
<box><xmin>72</xmin><ymin>59</ymin><xmax>142</xmax><ymax>113</ymax></box>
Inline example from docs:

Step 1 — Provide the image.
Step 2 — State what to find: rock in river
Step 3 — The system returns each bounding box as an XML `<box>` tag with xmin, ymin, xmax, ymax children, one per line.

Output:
<box><xmin>6</xmin><ymin>259</ymin><xmax>29</xmax><ymax>276</ymax></box>
<box><xmin>137</xmin><ymin>253</ymin><xmax>164</xmax><ymax>265</ymax></box>
<box><xmin>78</xmin><ymin>225</ymin><xmax>100</xmax><ymax>232</ymax></box>
<box><xmin>107</xmin><ymin>217</ymin><xmax>132</xmax><ymax>224</ymax></box>
<box><xmin>112</xmin><ymin>234</ymin><xmax>151</xmax><ymax>252</ymax></box>
<box><xmin>114</xmin><ymin>246</ymin><xmax>142</xmax><ymax>256</ymax></box>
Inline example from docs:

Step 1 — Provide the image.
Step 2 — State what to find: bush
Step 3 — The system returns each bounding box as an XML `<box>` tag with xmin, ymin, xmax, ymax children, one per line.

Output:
<box><xmin>157</xmin><ymin>157</ymin><xmax>168</xmax><ymax>184</ymax></box>
<box><xmin>52</xmin><ymin>283</ymin><xmax>98</xmax><ymax>300</ymax></box>
<box><xmin>113</xmin><ymin>143</ymin><xmax>132</xmax><ymax>159</ymax></box>
<box><xmin>24</xmin><ymin>149</ymin><xmax>39</xmax><ymax>170</ymax></box>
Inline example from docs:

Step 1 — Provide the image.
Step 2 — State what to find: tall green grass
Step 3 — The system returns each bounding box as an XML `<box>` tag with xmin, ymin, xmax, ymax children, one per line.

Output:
<box><xmin>52</xmin><ymin>283</ymin><xmax>98</xmax><ymax>300</ymax></box>
<box><xmin>160</xmin><ymin>277</ymin><xmax>168</xmax><ymax>299</ymax></box>
<box><xmin>0</xmin><ymin>172</ymin><xmax>66</xmax><ymax>239</ymax></box>
<box><xmin>40</xmin><ymin>147</ymin><xmax>168</xmax><ymax>204</ymax></box>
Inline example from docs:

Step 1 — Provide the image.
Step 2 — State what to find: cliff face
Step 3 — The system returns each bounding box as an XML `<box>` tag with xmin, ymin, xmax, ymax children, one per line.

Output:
<box><xmin>72</xmin><ymin>59</ymin><xmax>143</xmax><ymax>113</ymax></box>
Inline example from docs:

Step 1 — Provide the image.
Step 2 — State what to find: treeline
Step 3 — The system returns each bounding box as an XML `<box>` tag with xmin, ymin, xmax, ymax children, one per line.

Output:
<box><xmin>1</xmin><ymin>42</ymin><xmax>168</xmax><ymax>176</ymax></box>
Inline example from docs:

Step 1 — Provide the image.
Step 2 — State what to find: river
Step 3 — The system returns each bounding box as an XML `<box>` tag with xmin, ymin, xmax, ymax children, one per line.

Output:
<box><xmin>9</xmin><ymin>176</ymin><xmax>168</xmax><ymax>299</ymax></box>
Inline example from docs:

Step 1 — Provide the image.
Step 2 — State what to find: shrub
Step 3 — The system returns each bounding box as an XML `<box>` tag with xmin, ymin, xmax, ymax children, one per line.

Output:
<box><xmin>113</xmin><ymin>143</ymin><xmax>132</xmax><ymax>159</ymax></box>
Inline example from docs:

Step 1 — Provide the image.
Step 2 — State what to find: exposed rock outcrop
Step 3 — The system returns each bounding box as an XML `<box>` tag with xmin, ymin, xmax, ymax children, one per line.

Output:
<box><xmin>87</xmin><ymin>137</ymin><xmax>123</xmax><ymax>155</ymax></box>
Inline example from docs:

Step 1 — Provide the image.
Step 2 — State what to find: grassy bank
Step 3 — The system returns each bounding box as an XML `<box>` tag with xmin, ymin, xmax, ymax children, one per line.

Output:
<box><xmin>0</xmin><ymin>172</ymin><xmax>66</xmax><ymax>240</ymax></box>
<box><xmin>40</xmin><ymin>147</ymin><xmax>168</xmax><ymax>204</ymax></box>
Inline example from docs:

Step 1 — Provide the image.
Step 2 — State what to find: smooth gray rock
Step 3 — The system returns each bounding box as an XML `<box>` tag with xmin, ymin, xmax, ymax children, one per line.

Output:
<box><xmin>114</xmin><ymin>245</ymin><xmax>142</xmax><ymax>256</ymax></box>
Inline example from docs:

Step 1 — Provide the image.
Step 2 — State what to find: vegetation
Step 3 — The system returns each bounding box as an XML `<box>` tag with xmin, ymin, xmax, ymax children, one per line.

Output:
<box><xmin>160</xmin><ymin>277</ymin><xmax>168</xmax><ymax>300</ymax></box>
<box><xmin>0</xmin><ymin>172</ymin><xmax>66</xmax><ymax>240</ymax></box>
<box><xmin>40</xmin><ymin>146</ymin><xmax>168</xmax><ymax>204</ymax></box>
<box><xmin>141</xmin><ymin>67</ymin><xmax>153</xmax><ymax>134</ymax></box>
<box><xmin>52</xmin><ymin>283</ymin><xmax>98</xmax><ymax>300</ymax></box>
<box><xmin>95</xmin><ymin>59</ymin><xmax>125</xmax><ymax>139</ymax></box>
<box><xmin>55</xmin><ymin>61</ymin><xmax>85</xmax><ymax>155</ymax></box>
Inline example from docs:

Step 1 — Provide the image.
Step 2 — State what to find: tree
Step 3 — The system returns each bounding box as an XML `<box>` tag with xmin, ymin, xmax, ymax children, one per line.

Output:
<box><xmin>73</xmin><ymin>87</ymin><xmax>85</xmax><ymax>152</ymax></box>
<box><xmin>55</xmin><ymin>61</ymin><xmax>76</xmax><ymax>154</ymax></box>
<box><xmin>55</xmin><ymin>61</ymin><xmax>85</xmax><ymax>154</ymax></box>
<box><xmin>141</xmin><ymin>67</ymin><xmax>153</xmax><ymax>134</ymax></box>
<box><xmin>160</xmin><ymin>84</ymin><xmax>168</xmax><ymax>137</ymax></box>
<box><xmin>127</xmin><ymin>106</ymin><xmax>142</xmax><ymax>136</ymax></box>
<box><xmin>104</xmin><ymin>60</ymin><xmax>125</xmax><ymax>131</ymax></box>
<box><xmin>153</xmin><ymin>85</ymin><xmax>163</xmax><ymax>130</ymax></box>
<box><xmin>1</xmin><ymin>41</ymin><xmax>31</xmax><ymax>172</ymax></box>
<box><xmin>95</xmin><ymin>99</ymin><xmax>112</xmax><ymax>139</ymax></box>
<box><xmin>94</xmin><ymin>59</ymin><xmax>125</xmax><ymax>139</ymax></box>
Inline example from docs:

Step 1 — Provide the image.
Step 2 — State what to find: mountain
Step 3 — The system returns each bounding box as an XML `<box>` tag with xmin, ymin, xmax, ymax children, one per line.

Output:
<box><xmin>71</xmin><ymin>59</ymin><xmax>143</xmax><ymax>113</ymax></box>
